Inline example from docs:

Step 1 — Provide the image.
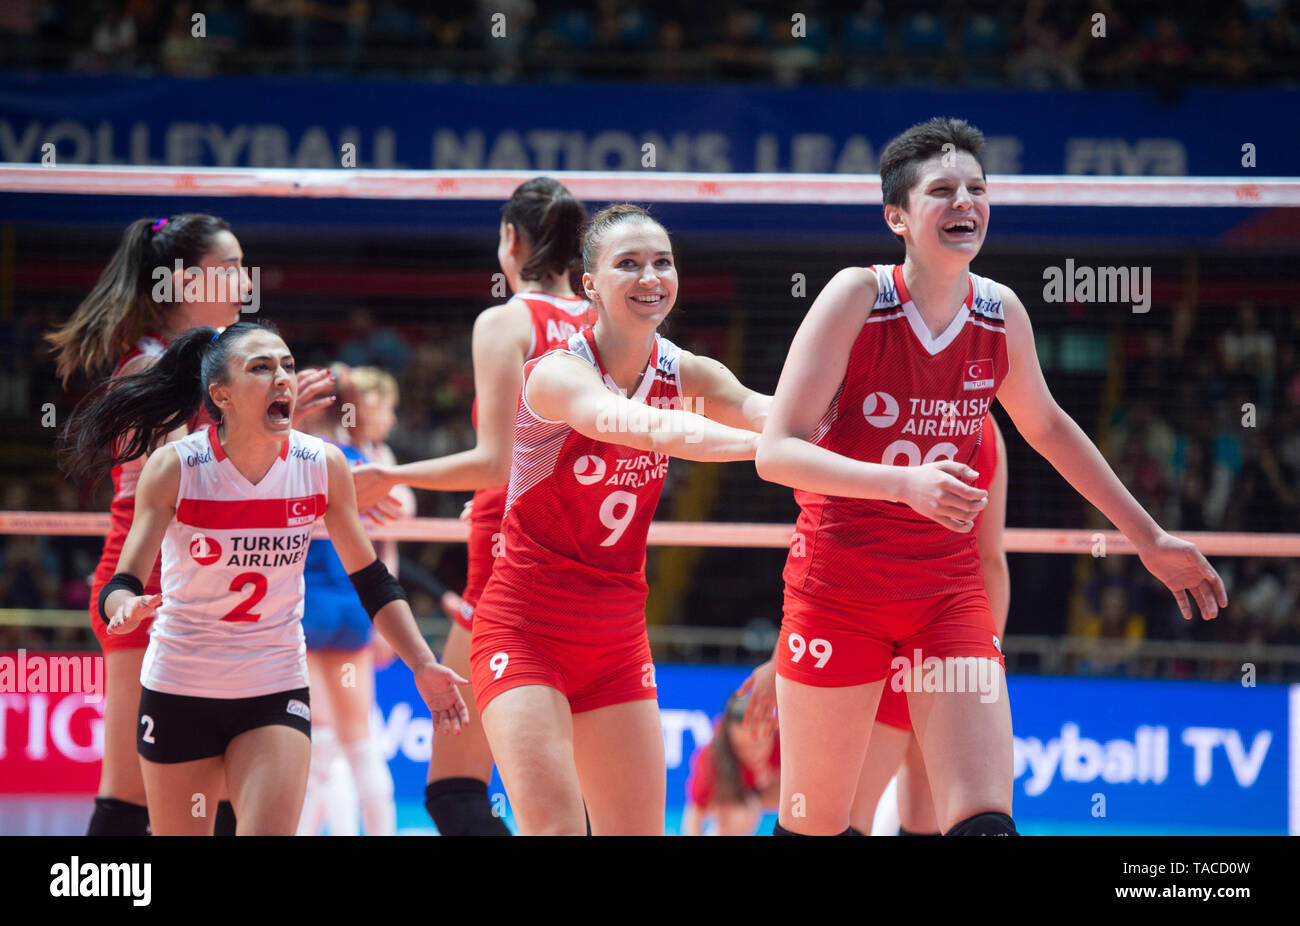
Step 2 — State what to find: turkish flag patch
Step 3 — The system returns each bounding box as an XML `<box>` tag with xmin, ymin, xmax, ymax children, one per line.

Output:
<box><xmin>963</xmin><ymin>358</ymin><xmax>994</xmax><ymax>391</ymax></box>
<box><xmin>285</xmin><ymin>496</ymin><xmax>320</xmax><ymax>526</ymax></box>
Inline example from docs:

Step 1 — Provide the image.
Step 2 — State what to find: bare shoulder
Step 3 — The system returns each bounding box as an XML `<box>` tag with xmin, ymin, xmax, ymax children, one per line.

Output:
<box><xmin>532</xmin><ymin>348</ymin><xmax>598</xmax><ymax>383</ymax></box>
<box><xmin>322</xmin><ymin>441</ymin><xmax>350</xmax><ymax>471</ymax></box>
<box><xmin>832</xmin><ymin>266</ymin><xmax>880</xmax><ymax>302</ymax></box>
<box><xmin>474</xmin><ymin>299</ymin><xmax>533</xmax><ymax>342</ymax></box>
<box><xmin>994</xmin><ymin>282</ymin><xmax>1027</xmax><ymax>315</ymax></box>
<box><xmin>138</xmin><ymin>441</ymin><xmax>181</xmax><ymax>500</ymax></box>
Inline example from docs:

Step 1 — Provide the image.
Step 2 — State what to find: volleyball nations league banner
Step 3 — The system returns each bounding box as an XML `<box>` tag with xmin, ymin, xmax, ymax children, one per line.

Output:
<box><xmin>1</xmin><ymin>77</ymin><xmax>1296</xmax><ymax>243</ymax></box>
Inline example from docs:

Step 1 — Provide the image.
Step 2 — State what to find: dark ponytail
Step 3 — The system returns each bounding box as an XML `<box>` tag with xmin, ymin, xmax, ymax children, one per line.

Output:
<box><xmin>59</xmin><ymin>321</ymin><xmax>276</xmax><ymax>486</ymax></box>
<box><xmin>502</xmin><ymin>177</ymin><xmax>585</xmax><ymax>282</ymax></box>
<box><xmin>45</xmin><ymin>213</ymin><xmax>232</xmax><ymax>386</ymax></box>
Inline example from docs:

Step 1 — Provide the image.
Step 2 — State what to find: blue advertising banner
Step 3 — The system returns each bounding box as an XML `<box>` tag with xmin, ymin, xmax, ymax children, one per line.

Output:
<box><xmin>372</xmin><ymin>662</ymin><xmax>1294</xmax><ymax>835</ymax></box>
<box><xmin>2</xmin><ymin>77</ymin><xmax>1296</xmax><ymax>243</ymax></box>
<box><xmin>3</xmin><ymin>75</ymin><xmax>1297</xmax><ymax>176</ymax></box>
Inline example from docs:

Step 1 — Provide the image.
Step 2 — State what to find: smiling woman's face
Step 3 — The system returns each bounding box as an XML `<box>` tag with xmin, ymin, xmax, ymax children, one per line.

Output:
<box><xmin>582</xmin><ymin>219</ymin><xmax>678</xmax><ymax>330</ymax></box>
<box><xmin>887</xmin><ymin>150</ymin><xmax>989</xmax><ymax>264</ymax></box>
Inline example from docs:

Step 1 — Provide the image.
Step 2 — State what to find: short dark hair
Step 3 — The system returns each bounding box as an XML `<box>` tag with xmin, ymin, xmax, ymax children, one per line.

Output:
<box><xmin>879</xmin><ymin>117</ymin><xmax>986</xmax><ymax>212</ymax></box>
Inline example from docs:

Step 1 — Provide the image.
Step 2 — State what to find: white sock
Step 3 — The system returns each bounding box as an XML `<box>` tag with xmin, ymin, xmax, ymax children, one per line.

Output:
<box><xmin>341</xmin><ymin>736</ymin><xmax>396</xmax><ymax>836</ymax></box>
<box><xmin>323</xmin><ymin>752</ymin><xmax>359</xmax><ymax>837</ymax></box>
<box><xmin>297</xmin><ymin>725</ymin><xmax>339</xmax><ymax>836</ymax></box>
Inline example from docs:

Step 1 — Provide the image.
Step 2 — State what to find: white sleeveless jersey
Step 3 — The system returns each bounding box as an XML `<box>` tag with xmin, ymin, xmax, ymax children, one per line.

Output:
<box><xmin>141</xmin><ymin>428</ymin><xmax>330</xmax><ymax>698</ymax></box>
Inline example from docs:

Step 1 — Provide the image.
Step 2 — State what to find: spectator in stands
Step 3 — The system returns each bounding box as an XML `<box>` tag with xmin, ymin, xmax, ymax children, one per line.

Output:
<box><xmin>1206</xmin><ymin>17</ymin><xmax>1258</xmax><ymax>84</ymax></box>
<box><xmin>1008</xmin><ymin>0</ymin><xmax>1083</xmax><ymax>89</ymax></box>
<box><xmin>86</xmin><ymin>0</ymin><xmax>138</xmax><ymax>72</ymax></box>
<box><xmin>1139</xmin><ymin>15</ymin><xmax>1193</xmax><ymax>103</ymax></box>
<box><xmin>294</xmin><ymin>0</ymin><xmax>369</xmax><ymax>74</ymax></box>
<box><xmin>161</xmin><ymin>4</ymin><xmax>216</xmax><ymax>77</ymax></box>
<box><xmin>1221</xmin><ymin>301</ymin><xmax>1276</xmax><ymax>397</ymax></box>
<box><xmin>339</xmin><ymin>308</ymin><xmax>411</xmax><ymax>375</ymax></box>
<box><xmin>1222</xmin><ymin>424</ymin><xmax>1299</xmax><ymax>534</ymax></box>
<box><xmin>710</xmin><ymin>8</ymin><xmax>769</xmax><ymax>82</ymax></box>
<box><xmin>1075</xmin><ymin>584</ymin><xmax>1144</xmax><ymax>675</ymax></box>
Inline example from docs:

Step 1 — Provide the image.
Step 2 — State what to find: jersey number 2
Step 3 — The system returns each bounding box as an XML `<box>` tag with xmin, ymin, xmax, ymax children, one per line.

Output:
<box><xmin>221</xmin><ymin>572</ymin><xmax>268</xmax><ymax>623</ymax></box>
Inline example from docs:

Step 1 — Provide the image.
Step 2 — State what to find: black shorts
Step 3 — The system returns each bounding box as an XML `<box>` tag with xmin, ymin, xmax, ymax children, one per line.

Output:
<box><xmin>137</xmin><ymin>686</ymin><xmax>312</xmax><ymax>764</ymax></box>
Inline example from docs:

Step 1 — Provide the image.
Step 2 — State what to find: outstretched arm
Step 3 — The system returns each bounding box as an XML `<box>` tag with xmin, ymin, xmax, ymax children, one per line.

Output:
<box><xmin>994</xmin><ymin>284</ymin><xmax>1226</xmax><ymax>620</ymax></box>
<box><xmin>525</xmin><ymin>351</ymin><xmax>759</xmax><ymax>463</ymax></box>
<box><xmin>352</xmin><ymin>303</ymin><xmax>531</xmax><ymax>510</ymax></box>
<box><xmin>678</xmin><ymin>350</ymin><xmax>770</xmax><ymax>432</ymax></box>
<box><xmin>323</xmin><ymin>444</ymin><xmax>469</xmax><ymax>732</ymax></box>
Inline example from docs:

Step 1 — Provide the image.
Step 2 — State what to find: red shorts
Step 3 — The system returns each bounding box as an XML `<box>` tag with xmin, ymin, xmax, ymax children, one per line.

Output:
<box><xmin>469</xmin><ymin>616</ymin><xmax>657</xmax><ymax>715</ymax></box>
<box><xmin>455</xmin><ymin>517</ymin><xmax>500</xmax><ymax>631</ymax></box>
<box><xmin>88</xmin><ymin>573</ymin><xmax>157</xmax><ymax>653</ymax></box>
<box><xmin>778</xmin><ymin>584</ymin><xmax>1004</xmax><ymax>690</ymax></box>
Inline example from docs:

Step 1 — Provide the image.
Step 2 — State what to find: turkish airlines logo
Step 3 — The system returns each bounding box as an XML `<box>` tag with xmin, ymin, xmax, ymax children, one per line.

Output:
<box><xmin>190</xmin><ymin>533</ymin><xmax>222</xmax><ymax>566</ymax></box>
<box><xmin>964</xmin><ymin>359</ymin><xmax>994</xmax><ymax>391</ymax></box>
<box><xmin>862</xmin><ymin>391</ymin><xmax>900</xmax><ymax>427</ymax></box>
<box><xmin>573</xmin><ymin>455</ymin><xmax>607</xmax><ymax>486</ymax></box>
<box><xmin>285</xmin><ymin>496</ymin><xmax>319</xmax><ymax>526</ymax></box>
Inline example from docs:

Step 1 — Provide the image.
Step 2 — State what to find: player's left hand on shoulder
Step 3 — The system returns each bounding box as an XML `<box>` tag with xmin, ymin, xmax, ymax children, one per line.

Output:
<box><xmin>413</xmin><ymin>663</ymin><xmax>471</xmax><ymax>735</ymax></box>
<box><xmin>1137</xmin><ymin>531</ymin><xmax>1228</xmax><ymax>621</ymax></box>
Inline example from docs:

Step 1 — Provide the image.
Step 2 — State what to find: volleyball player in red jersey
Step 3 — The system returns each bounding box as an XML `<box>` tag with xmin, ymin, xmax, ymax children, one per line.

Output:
<box><xmin>45</xmin><ymin>215</ymin><xmax>334</xmax><ymax>835</ymax></box>
<box><xmin>467</xmin><ymin>204</ymin><xmax>769</xmax><ymax>835</ymax></box>
<box><xmin>353</xmin><ymin>177</ymin><xmax>590</xmax><ymax>834</ymax></box>
<box><xmin>851</xmin><ymin>413</ymin><xmax>1007</xmax><ymax>835</ymax></box>
<box><xmin>755</xmin><ymin>117</ymin><xmax>1225</xmax><ymax>836</ymax></box>
<box><xmin>739</xmin><ymin>413</ymin><xmax>1007</xmax><ymax>835</ymax></box>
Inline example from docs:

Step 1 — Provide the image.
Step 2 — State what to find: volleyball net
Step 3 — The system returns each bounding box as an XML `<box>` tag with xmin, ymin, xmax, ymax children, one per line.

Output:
<box><xmin>2</xmin><ymin>165</ymin><xmax>1299</xmax><ymax>671</ymax></box>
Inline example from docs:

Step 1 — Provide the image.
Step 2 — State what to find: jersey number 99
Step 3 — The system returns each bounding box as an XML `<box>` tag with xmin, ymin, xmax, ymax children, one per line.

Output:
<box><xmin>788</xmin><ymin>632</ymin><xmax>832</xmax><ymax>668</ymax></box>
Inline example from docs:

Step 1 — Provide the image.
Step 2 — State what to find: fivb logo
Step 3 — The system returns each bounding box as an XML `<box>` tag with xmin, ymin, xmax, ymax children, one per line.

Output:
<box><xmin>50</xmin><ymin>857</ymin><xmax>151</xmax><ymax>906</ymax></box>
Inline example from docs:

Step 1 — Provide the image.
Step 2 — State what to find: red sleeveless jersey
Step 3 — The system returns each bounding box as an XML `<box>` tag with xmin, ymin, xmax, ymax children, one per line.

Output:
<box><xmin>468</xmin><ymin>293</ymin><xmax>593</xmax><ymax>537</ymax></box>
<box><xmin>783</xmin><ymin>264</ymin><xmax>1009</xmax><ymax>601</ymax></box>
<box><xmin>474</xmin><ymin>327</ymin><xmax>683</xmax><ymax>641</ymax></box>
<box><xmin>92</xmin><ymin>332</ymin><xmax>218</xmax><ymax>594</ymax></box>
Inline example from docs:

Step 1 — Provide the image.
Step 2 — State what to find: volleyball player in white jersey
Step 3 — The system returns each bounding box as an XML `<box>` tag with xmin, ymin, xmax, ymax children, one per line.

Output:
<box><xmin>64</xmin><ymin>321</ymin><xmax>468</xmax><ymax>835</ymax></box>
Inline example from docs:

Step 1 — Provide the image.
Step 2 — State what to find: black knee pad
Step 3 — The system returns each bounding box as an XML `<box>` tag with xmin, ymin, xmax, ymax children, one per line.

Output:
<box><xmin>214</xmin><ymin>800</ymin><xmax>237</xmax><ymax>836</ymax></box>
<box><xmin>424</xmin><ymin>778</ymin><xmax>511</xmax><ymax>836</ymax></box>
<box><xmin>945</xmin><ymin>812</ymin><xmax>1018</xmax><ymax>836</ymax></box>
<box><xmin>898</xmin><ymin>826</ymin><xmax>941</xmax><ymax>836</ymax></box>
<box><xmin>86</xmin><ymin>797</ymin><xmax>151</xmax><ymax>836</ymax></box>
<box><xmin>774</xmin><ymin>823</ymin><xmax>857</xmax><ymax>836</ymax></box>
